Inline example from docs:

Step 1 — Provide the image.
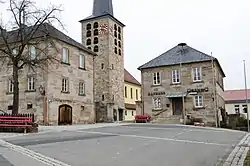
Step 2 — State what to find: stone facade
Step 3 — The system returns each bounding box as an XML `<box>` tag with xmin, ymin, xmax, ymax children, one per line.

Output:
<box><xmin>141</xmin><ymin>61</ymin><xmax>225</xmax><ymax>124</ymax></box>
<box><xmin>80</xmin><ymin>17</ymin><xmax>125</xmax><ymax>122</ymax></box>
<box><xmin>0</xmin><ymin>40</ymin><xmax>95</xmax><ymax>125</ymax></box>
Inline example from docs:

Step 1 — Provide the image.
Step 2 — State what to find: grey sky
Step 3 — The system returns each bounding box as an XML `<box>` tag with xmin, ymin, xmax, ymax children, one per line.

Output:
<box><xmin>1</xmin><ymin>0</ymin><xmax>250</xmax><ymax>90</ymax></box>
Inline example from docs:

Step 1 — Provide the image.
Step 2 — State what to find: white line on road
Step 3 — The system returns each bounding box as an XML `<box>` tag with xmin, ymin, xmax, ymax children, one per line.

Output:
<box><xmin>77</xmin><ymin>130</ymin><xmax>233</xmax><ymax>147</ymax></box>
<box><xmin>0</xmin><ymin>139</ymin><xmax>71</xmax><ymax>166</ymax></box>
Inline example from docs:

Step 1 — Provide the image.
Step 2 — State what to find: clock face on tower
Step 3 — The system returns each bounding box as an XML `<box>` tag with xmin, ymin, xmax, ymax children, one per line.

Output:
<box><xmin>99</xmin><ymin>24</ymin><xmax>113</xmax><ymax>35</ymax></box>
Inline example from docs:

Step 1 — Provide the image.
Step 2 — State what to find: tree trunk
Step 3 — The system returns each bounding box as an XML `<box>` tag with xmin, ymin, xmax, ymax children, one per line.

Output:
<box><xmin>12</xmin><ymin>64</ymin><xmax>19</xmax><ymax>114</ymax></box>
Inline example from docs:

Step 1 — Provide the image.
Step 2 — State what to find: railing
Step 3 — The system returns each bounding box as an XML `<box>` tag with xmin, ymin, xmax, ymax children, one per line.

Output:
<box><xmin>0</xmin><ymin>113</ymin><xmax>35</xmax><ymax>122</ymax></box>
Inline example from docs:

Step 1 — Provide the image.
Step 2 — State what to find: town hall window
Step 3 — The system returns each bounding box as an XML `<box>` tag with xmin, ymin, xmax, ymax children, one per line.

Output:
<box><xmin>62</xmin><ymin>47</ymin><xmax>69</xmax><ymax>64</ymax></box>
<box><xmin>153</xmin><ymin>72</ymin><xmax>161</xmax><ymax>85</ymax></box>
<box><xmin>192</xmin><ymin>67</ymin><xmax>202</xmax><ymax>82</ymax></box>
<box><xmin>27</xmin><ymin>76</ymin><xmax>35</xmax><ymax>91</ymax></box>
<box><xmin>172</xmin><ymin>70</ymin><xmax>180</xmax><ymax>84</ymax></box>
<box><xmin>29</xmin><ymin>45</ymin><xmax>36</xmax><ymax>60</ymax></box>
<box><xmin>8</xmin><ymin>79</ymin><xmax>13</xmax><ymax>93</ymax></box>
<box><xmin>62</xmin><ymin>78</ymin><xmax>69</xmax><ymax>93</ymax></box>
<box><xmin>194</xmin><ymin>95</ymin><xmax>203</xmax><ymax>108</ymax></box>
<box><xmin>79</xmin><ymin>54</ymin><xmax>85</xmax><ymax>69</ymax></box>
<box><xmin>79</xmin><ymin>82</ymin><xmax>85</xmax><ymax>96</ymax></box>
<box><xmin>153</xmin><ymin>98</ymin><xmax>162</xmax><ymax>109</ymax></box>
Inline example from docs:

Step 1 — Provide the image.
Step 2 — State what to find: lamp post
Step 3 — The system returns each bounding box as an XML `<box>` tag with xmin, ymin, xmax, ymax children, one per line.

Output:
<box><xmin>243</xmin><ymin>60</ymin><xmax>249</xmax><ymax>132</ymax></box>
<box><xmin>39</xmin><ymin>85</ymin><xmax>48</xmax><ymax>125</ymax></box>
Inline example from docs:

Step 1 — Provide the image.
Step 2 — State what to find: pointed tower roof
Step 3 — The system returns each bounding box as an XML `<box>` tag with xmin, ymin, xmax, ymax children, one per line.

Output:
<box><xmin>93</xmin><ymin>0</ymin><xmax>114</xmax><ymax>17</ymax></box>
<box><xmin>79</xmin><ymin>0</ymin><xmax>125</xmax><ymax>27</ymax></box>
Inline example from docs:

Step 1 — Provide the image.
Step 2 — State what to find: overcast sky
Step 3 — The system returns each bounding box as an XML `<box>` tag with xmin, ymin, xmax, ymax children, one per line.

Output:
<box><xmin>1</xmin><ymin>0</ymin><xmax>250</xmax><ymax>90</ymax></box>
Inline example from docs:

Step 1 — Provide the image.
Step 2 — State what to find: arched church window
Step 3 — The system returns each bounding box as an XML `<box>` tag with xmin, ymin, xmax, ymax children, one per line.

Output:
<box><xmin>114</xmin><ymin>24</ymin><xmax>117</xmax><ymax>31</ymax></box>
<box><xmin>114</xmin><ymin>31</ymin><xmax>117</xmax><ymax>37</ymax></box>
<box><xmin>94</xmin><ymin>45</ymin><xmax>99</xmax><ymax>52</ymax></box>
<box><xmin>94</xmin><ymin>37</ymin><xmax>98</xmax><ymax>44</ymax></box>
<box><xmin>114</xmin><ymin>47</ymin><xmax>117</xmax><ymax>54</ymax></box>
<box><xmin>118</xmin><ymin>41</ymin><xmax>121</xmax><ymax>48</ymax></box>
<box><xmin>118</xmin><ymin>27</ymin><xmax>121</xmax><ymax>33</ymax></box>
<box><xmin>86</xmin><ymin>24</ymin><xmax>91</xmax><ymax>30</ymax></box>
<box><xmin>94</xmin><ymin>29</ymin><xmax>99</xmax><ymax>36</ymax></box>
<box><xmin>118</xmin><ymin>49</ymin><xmax>121</xmax><ymax>55</ymax></box>
<box><xmin>87</xmin><ymin>47</ymin><xmax>91</xmax><ymax>50</ymax></box>
<box><xmin>86</xmin><ymin>30</ymin><xmax>91</xmax><ymax>37</ymax></box>
<box><xmin>118</xmin><ymin>33</ymin><xmax>121</xmax><ymax>40</ymax></box>
<box><xmin>114</xmin><ymin>39</ymin><xmax>117</xmax><ymax>46</ymax></box>
<box><xmin>94</xmin><ymin>22</ymin><xmax>99</xmax><ymax>28</ymax></box>
<box><xmin>86</xmin><ymin>39</ymin><xmax>91</xmax><ymax>45</ymax></box>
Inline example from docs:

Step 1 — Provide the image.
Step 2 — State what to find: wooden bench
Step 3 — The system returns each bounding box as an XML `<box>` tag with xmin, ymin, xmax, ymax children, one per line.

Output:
<box><xmin>0</xmin><ymin>116</ymin><xmax>33</xmax><ymax>133</ymax></box>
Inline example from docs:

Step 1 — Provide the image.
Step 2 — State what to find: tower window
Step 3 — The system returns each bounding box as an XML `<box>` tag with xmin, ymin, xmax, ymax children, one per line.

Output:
<box><xmin>94</xmin><ymin>29</ymin><xmax>99</xmax><ymax>36</ymax></box>
<box><xmin>87</xmin><ymin>47</ymin><xmax>91</xmax><ymax>50</ymax></box>
<box><xmin>114</xmin><ymin>39</ymin><xmax>117</xmax><ymax>46</ymax></box>
<box><xmin>118</xmin><ymin>33</ymin><xmax>121</xmax><ymax>40</ymax></box>
<box><xmin>86</xmin><ymin>30</ymin><xmax>91</xmax><ymax>37</ymax></box>
<box><xmin>114</xmin><ymin>47</ymin><xmax>117</xmax><ymax>54</ymax></box>
<box><xmin>86</xmin><ymin>24</ymin><xmax>91</xmax><ymax>30</ymax></box>
<box><xmin>111</xmin><ymin>64</ymin><xmax>114</xmax><ymax>70</ymax></box>
<box><xmin>86</xmin><ymin>39</ymin><xmax>91</xmax><ymax>45</ymax></box>
<box><xmin>118</xmin><ymin>41</ymin><xmax>121</xmax><ymax>48</ymax></box>
<box><xmin>102</xmin><ymin>95</ymin><xmax>105</xmax><ymax>101</ymax></box>
<box><xmin>118</xmin><ymin>27</ymin><xmax>121</xmax><ymax>33</ymax></box>
<box><xmin>114</xmin><ymin>24</ymin><xmax>117</xmax><ymax>31</ymax></box>
<box><xmin>114</xmin><ymin>31</ymin><xmax>117</xmax><ymax>37</ymax></box>
<box><xmin>119</xmin><ymin>49</ymin><xmax>121</xmax><ymax>55</ymax></box>
<box><xmin>94</xmin><ymin>22</ymin><xmax>99</xmax><ymax>28</ymax></box>
<box><xmin>94</xmin><ymin>45</ymin><xmax>99</xmax><ymax>52</ymax></box>
<box><xmin>94</xmin><ymin>37</ymin><xmax>99</xmax><ymax>44</ymax></box>
<box><xmin>101</xmin><ymin>63</ymin><xmax>104</xmax><ymax>69</ymax></box>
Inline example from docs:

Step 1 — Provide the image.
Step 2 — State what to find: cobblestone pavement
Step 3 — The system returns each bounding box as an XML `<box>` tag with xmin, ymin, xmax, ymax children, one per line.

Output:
<box><xmin>223</xmin><ymin>133</ymin><xmax>250</xmax><ymax>166</ymax></box>
<box><xmin>0</xmin><ymin>124</ymin><xmax>248</xmax><ymax>166</ymax></box>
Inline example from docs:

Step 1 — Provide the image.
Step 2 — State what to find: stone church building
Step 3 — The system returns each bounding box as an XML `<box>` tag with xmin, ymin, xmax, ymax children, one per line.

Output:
<box><xmin>0</xmin><ymin>0</ymin><xmax>129</xmax><ymax>125</ymax></box>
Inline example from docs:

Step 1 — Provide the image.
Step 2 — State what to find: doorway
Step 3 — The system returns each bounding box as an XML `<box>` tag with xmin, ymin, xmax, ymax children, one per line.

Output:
<box><xmin>113</xmin><ymin>109</ymin><xmax>117</xmax><ymax>122</ymax></box>
<box><xmin>58</xmin><ymin>104</ymin><xmax>72</xmax><ymax>125</ymax></box>
<box><xmin>118</xmin><ymin>109</ymin><xmax>124</xmax><ymax>121</ymax></box>
<box><xmin>172</xmin><ymin>98</ymin><xmax>183</xmax><ymax>115</ymax></box>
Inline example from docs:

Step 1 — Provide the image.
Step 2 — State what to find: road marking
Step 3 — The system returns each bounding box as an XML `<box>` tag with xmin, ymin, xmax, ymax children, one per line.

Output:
<box><xmin>119</xmin><ymin>125</ymin><xmax>225</xmax><ymax>133</ymax></box>
<box><xmin>0</xmin><ymin>139</ymin><xmax>71</xmax><ymax>166</ymax></box>
<box><xmin>77</xmin><ymin>130</ymin><xmax>233</xmax><ymax>147</ymax></box>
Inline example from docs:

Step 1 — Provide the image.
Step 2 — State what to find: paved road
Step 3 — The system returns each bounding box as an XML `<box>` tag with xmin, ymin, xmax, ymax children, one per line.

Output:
<box><xmin>0</xmin><ymin>124</ymin><xmax>247</xmax><ymax>166</ymax></box>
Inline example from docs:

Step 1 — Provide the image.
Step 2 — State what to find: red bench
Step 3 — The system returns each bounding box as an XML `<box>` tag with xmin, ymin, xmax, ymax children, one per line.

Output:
<box><xmin>0</xmin><ymin>115</ymin><xmax>33</xmax><ymax>133</ymax></box>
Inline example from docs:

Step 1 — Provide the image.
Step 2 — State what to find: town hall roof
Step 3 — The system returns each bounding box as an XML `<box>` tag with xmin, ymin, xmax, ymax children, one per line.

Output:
<box><xmin>138</xmin><ymin>43</ymin><xmax>225</xmax><ymax>77</ymax></box>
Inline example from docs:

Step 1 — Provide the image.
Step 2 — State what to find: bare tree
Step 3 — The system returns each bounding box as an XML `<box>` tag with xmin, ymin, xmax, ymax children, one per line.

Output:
<box><xmin>0</xmin><ymin>0</ymin><xmax>63</xmax><ymax>114</ymax></box>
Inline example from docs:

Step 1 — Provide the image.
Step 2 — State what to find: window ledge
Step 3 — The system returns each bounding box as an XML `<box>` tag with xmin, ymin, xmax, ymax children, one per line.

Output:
<box><xmin>25</xmin><ymin>90</ymin><xmax>36</xmax><ymax>93</ymax></box>
<box><xmin>152</xmin><ymin>108</ymin><xmax>163</xmax><ymax>111</ymax></box>
<box><xmin>78</xmin><ymin>94</ymin><xmax>86</xmax><ymax>96</ymax></box>
<box><xmin>61</xmin><ymin>62</ymin><xmax>70</xmax><ymax>66</ymax></box>
<box><xmin>78</xmin><ymin>67</ymin><xmax>86</xmax><ymax>70</ymax></box>
<box><xmin>6</xmin><ymin>92</ymin><xmax>13</xmax><ymax>95</ymax></box>
<box><xmin>170</xmin><ymin>83</ymin><xmax>181</xmax><ymax>86</ymax></box>
<box><xmin>192</xmin><ymin>80</ymin><xmax>204</xmax><ymax>84</ymax></box>
<box><xmin>61</xmin><ymin>91</ymin><xmax>70</xmax><ymax>94</ymax></box>
<box><xmin>151</xmin><ymin>84</ymin><xmax>162</xmax><ymax>87</ymax></box>
<box><xmin>193</xmin><ymin>106</ymin><xmax>205</xmax><ymax>110</ymax></box>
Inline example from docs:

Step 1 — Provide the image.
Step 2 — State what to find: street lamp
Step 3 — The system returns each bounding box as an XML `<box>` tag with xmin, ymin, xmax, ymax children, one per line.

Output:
<box><xmin>243</xmin><ymin>60</ymin><xmax>249</xmax><ymax>132</ymax></box>
<box><xmin>39</xmin><ymin>85</ymin><xmax>48</xmax><ymax>125</ymax></box>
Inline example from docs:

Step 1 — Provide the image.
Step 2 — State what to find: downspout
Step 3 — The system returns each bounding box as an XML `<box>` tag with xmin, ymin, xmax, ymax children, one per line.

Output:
<box><xmin>93</xmin><ymin>55</ymin><xmax>96</xmax><ymax>123</ymax></box>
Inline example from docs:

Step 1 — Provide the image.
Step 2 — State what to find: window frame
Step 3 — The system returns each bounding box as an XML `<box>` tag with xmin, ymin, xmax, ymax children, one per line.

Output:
<box><xmin>29</xmin><ymin>45</ymin><xmax>36</xmax><ymax>60</ymax></box>
<box><xmin>192</xmin><ymin>67</ymin><xmax>202</xmax><ymax>82</ymax></box>
<box><xmin>8</xmin><ymin>79</ymin><xmax>13</xmax><ymax>93</ymax></box>
<box><xmin>61</xmin><ymin>78</ymin><xmax>69</xmax><ymax>93</ymax></box>
<box><xmin>79</xmin><ymin>82</ymin><xmax>85</xmax><ymax>96</ymax></box>
<box><xmin>125</xmin><ymin>86</ymin><xmax>127</xmax><ymax>98</ymax></box>
<box><xmin>194</xmin><ymin>95</ymin><xmax>203</xmax><ymax>108</ymax></box>
<box><xmin>136</xmin><ymin>89</ymin><xmax>138</xmax><ymax>100</ymax></box>
<box><xmin>234</xmin><ymin>105</ymin><xmax>240</xmax><ymax>114</ymax></box>
<box><xmin>242</xmin><ymin>104</ymin><xmax>248</xmax><ymax>113</ymax></box>
<box><xmin>62</xmin><ymin>47</ymin><xmax>69</xmax><ymax>64</ymax></box>
<box><xmin>153</xmin><ymin>72</ymin><xmax>161</xmax><ymax>85</ymax></box>
<box><xmin>130</xmin><ymin>88</ymin><xmax>133</xmax><ymax>99</ymax></box>
<box><xmin>172</xmin><ymin>69</ymin><xmax>180</xmax><ymax>84</ymax></box>
<box><xmin>79</xmin><ymin>54</ymin><xmax>85</xmax><ymax>69</ymax></box>
<box><xmin>27</xmin><ymin>76</ymin><xmax>35</xmax><ymax>91</ymax></box>
<box><xmin>153</xmin><ymin>97</ymin><xmax>162</xmax><ymax>109</ymax></box>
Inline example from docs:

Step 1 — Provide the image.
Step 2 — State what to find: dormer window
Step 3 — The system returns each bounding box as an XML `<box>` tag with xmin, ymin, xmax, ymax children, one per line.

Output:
<box><xmin>93</xmin><ymin>37</ymin><xmax>98</xmax><ymax>44</ymax></box>
<box><xmin>94</xmin><ymin>22</ymin><xmax>99</xmax><ymax>28</ymax></box>
<box><xmin>94</xmin><ymin>29</ymin><xmax>99</xmax><ymax>36</ymax></box>
<box><xmin>86</xmin><ymin>24</ymin><xmax>91</xmax><ymax>30</ymax></box>
<box><xmin>86</xmin><ymin>39</ymin><xmax>91</xmax><ymax>45</ymax></box>
<box><xmin>86</xmin><ymin>30</ymin><xmax>91</xmax><ymax>37</ymax></box>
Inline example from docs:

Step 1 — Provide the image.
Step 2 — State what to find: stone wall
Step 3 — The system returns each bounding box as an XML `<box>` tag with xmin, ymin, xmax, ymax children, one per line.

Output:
<box><xmin>141</xmin><ymin>61</ymin><xmax>225</xmax><ymax>124</ymax></box>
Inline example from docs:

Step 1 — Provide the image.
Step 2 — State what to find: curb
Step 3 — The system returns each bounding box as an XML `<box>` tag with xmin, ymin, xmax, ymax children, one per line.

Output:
<box><xmin>223</xmin><ymin>133</ymin><xmax>250</xmax><ymax>166</ymax></box>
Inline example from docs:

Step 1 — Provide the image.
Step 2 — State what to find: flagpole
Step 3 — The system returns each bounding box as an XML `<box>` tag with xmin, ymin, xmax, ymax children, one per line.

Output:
<box><xmin>243</xmin><ymin>60</ymin><xmax>249</xmax><ymax>132</ymax></box>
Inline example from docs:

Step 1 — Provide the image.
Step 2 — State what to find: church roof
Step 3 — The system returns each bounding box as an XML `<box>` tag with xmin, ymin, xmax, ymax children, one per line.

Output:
<box><xmin>79</xmin><ymin>0</ymin><xmax>125</xmax><ymax>27</ymax></box>
<box><xmin>138</xmin><ymin>43</ymin><xmax>225</xmax><ymax>77</ymax></box>
<box><xmin>124</xmin><ymin>69</ymin><xmax>141</xmax><ymax>86</ymax></box>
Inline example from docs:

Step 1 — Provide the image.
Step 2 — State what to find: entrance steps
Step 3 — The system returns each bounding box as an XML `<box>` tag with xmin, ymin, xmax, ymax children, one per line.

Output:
<box><xmin>151</xmin><ymin>115</ymin><xmax>183</xmax><ymax>124</ymax></box>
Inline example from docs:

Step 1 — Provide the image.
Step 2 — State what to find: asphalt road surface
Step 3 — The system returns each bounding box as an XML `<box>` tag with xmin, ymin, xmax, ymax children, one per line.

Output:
<box><xmin>0</xmin><ymin>124</ymin><xmax>247</xmax><ymax>166</ymax></box>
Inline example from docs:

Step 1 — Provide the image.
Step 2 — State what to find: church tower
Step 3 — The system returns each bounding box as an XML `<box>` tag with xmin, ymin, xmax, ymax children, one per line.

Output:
<box><xmin>79</xmin><ymin>0</ymin><xmax>125</xmax><ymax>122</ymax></box>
